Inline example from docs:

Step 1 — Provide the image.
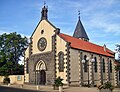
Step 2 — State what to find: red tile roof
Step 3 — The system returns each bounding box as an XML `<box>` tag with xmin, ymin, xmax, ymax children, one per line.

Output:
<box><xmin>59</xmin><ymin>33</ymin><xmax>114</xmax><ymax>57</ymax></box>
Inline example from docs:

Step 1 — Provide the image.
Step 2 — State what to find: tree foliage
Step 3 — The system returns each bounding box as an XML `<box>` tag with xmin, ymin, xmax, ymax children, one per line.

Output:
<box><xmin>115</xmin><ymin>44</ymin><xmax>120</xmax><ymax>60</ymax></box>
<box><xmin>115</xmin><ymin>59</ymin><xmax>120</xmax><ymax>71</ymax></box>
<box><xmin>115</xmin><ymin>65</ymin><xmax>120</xmax><ymax>71</ymax></box>
<box><xmin>0</xmin><ymin>32</ymin><xmax>28</xmax><ymax>76</ymax></box>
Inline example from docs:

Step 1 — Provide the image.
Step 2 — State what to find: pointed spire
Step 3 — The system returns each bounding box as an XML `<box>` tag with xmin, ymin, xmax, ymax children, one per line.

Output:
<box><xmin>73</xmin><ymin>11</ymin><xmax>89</xmax><ymax>41</ymax></box>
<box><xmin>41</xmin><ymin>1</ymin><xmax>48</xmax><ymax>20</ymax></box>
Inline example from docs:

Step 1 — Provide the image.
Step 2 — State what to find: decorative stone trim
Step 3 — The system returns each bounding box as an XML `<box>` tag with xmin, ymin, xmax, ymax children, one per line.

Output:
<box><xmin>65</xmin><ymin>42</ymin><xmax>71</xmax><ymax>86</ymax></box>
<box><xmin>98</xmin><ymin>55</ymin><xmax>103</xmax><ymax>85</ymax></box>
<box><xmin>89</xmin><ymin>54</ymin><xmax>94</xmax><ymax>86</ymax></box>
<box><xmin>54</xmin><ymin>28</ymin><xmax>60</xmax><ymax>34</ymax></box>
<box><xmin>24</xmin><ymin>57</ymin><xmax>29</xmax><ymax>82</ymax></box>
<box><xmin>30</xmin><ymin>37</ymin><xmax>33</xmax><ymax>55</ymax></box>
<box><xmin>114</xmin><ymin>66</ymin><xmax>118</xmax><ymax>86</ymax></box>
<box><xmin>52</xmin><ymin>34</ymin><xmax>57</xmax><ymax>80</ymax></box>
<box><xmin>89</xmin><ymin>55</ymin><xmax>92</xmax><ymax>83</ymax></box>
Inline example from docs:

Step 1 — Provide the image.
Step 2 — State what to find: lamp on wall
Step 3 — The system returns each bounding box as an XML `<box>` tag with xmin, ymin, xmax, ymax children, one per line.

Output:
<box><xmin>81</xmin><ymin>59</ymin><xmax>85</xmax><ymax>63</ymax></box>
<box><xmin>81</xmin><ymin>56</ymin><xmax>95</xmax><ymax>87</ymax></box>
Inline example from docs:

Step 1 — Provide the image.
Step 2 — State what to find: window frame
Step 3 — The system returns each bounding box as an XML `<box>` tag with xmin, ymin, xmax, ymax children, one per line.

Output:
<box><xmin>102</xmin><ymin>58</ymin><xmax>105</xmax><ymax>73</ymax></box>
<box><xmin>94</xmin><ymin>57</ymin><xmax>97</xmax><ymax>73</ymax></box>
<box><xmin>109</xmin><ymin>60</ymin><xmax>112</xmax><ymax>73</ymax></box>
<box><xmin>84</xmin><ymin>55</ymin><xmax>88</xmax><ymax>72</ymax></box>
<box><xmin>58</xmin><ymin>51</ymin><xmax>64</xmax><ymax>72</ymax></box>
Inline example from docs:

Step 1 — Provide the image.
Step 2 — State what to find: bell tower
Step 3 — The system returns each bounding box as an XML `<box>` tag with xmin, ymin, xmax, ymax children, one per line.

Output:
<box><xmin>41</xmin><ymin>2</ymin><xmax>48</xmax><ymax>20</ymax></box>
<box><xmin>73</xmin><ymin>11</ymin><xmax>89</xmax><ymax>41</ymax></box>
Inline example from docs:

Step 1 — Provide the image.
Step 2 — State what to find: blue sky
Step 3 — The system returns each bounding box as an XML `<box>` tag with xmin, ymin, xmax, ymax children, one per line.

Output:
<box><xmin>0</xmin><ymin>0</ymin><xmax>120</xmax><ymax>58</ymax></box>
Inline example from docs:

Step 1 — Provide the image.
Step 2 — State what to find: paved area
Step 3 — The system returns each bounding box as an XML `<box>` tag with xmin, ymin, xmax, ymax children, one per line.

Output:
<box><xmin>0</xmin><ymin>86</ymin><xmax>44</xmax><ymax>92</ymax></box>
<box><xmin>0</xmin><ymin>84</ymin><xmax>120</xmax><ymax>92</ymax></box>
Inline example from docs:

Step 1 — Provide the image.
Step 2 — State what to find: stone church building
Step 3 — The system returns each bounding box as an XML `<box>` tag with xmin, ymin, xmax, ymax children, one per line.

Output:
<box><xmin>24</xmin><ymin>5</ymin><xmax>118</xmax><ymax>86</ymax></box>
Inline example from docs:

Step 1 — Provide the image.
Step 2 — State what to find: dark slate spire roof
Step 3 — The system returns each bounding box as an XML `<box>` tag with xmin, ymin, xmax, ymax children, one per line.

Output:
<box><xmin>41</xmin><ymin>4</ymin><xmax>48</xmax><ymax>20</ymax></box>
<box><xmin>73</xmin><ymin>16</ymin><xmax>89</xmax><ymax>41</ymax></box>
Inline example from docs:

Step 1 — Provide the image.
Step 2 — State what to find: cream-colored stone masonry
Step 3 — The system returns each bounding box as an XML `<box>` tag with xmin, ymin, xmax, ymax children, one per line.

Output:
<box><xmin>32</xmin><ymin>20</ymin><xmax>56</xmax><ymax>54</ymax></box>
<box><xmin>24</xmin><ymin>74</ymin><xmax>29</xmax><ymax>83</ymax></box>
<box><xmin>24</xmin><ymin>47</ymin><xmax>29</xmax><ymax>83</ymax></box>
<box><xmin>56</xmin><ymin>35</ymin><xmax>67</xmax><ymax>84</ymax></box>
<box><xmin>114</xmin><ymin>63</ymin><xmax>118</xmax><ymax>86</ymax></box>
<box><xmin>24</xmin><ymin>20</ymin><xmax>56</xmax><ymax>83</ymax></box>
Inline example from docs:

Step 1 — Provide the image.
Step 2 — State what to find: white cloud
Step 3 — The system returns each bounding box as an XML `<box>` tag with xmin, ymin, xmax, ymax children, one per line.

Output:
<box><xmin>0</xmin><ymin>27</ymin><xmax>12</xmax><ymax>35</ymax></box>
<box><xmin>0</xmin><ymin>27</ymin><xmax>30</xmax><ymax>38</ymax></box>
<box><xmin>0</xmin><ymin>30</ymin><xmax>9</xmax><ymax>34</ymax></box>
<box><xmin>80</xmin><ymin>0</ymin><xmax>120</xmax><ymax>37</ymax></box>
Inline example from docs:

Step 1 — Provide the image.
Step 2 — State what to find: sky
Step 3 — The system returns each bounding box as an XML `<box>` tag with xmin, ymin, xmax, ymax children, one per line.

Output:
<box><xmin>0</xmin><ymin>0</ymin><xmax>120</xmax><ymax>59</ymax></box>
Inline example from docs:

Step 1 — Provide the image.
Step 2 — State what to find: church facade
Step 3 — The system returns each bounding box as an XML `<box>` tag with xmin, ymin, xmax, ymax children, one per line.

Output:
<box><xmin>24</xmin><ymin>5</ymin><xmax>118</xmax><ymax>86</ymax></box>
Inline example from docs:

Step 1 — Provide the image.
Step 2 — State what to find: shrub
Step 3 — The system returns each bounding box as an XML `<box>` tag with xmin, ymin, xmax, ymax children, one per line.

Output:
<box><xmin>97</xmin><ymin>82</ymin><xmax>114</xmax><ymax>90</ymax></box>
<box><xmin>54</xmin><ymin>77</ymin><xmax>63</xmax><ymax>87</ymax></box>
<box><xmin>3</xmin><ymin>76</ymin><xmax>10</xmax><ymax>84</ymax></box>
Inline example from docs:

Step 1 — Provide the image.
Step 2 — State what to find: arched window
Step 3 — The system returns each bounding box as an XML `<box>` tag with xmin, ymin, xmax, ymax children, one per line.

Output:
<box><xmin>118</xmin><ymin>71</ymin><xmax>120</xmax><ymax>81</ymax></box>
<box><xmin>110</xmin><ymin>60</ymin><xmax>112</xmax><ymax>73</ymax></box>
<box><xmin>102</xmin><ymin>59</ymin><xmax>105</xmax><ymax>73</ymax></box>
<box><xmin>26</xmin><ymin>58</ymin><xmax>29</xmax><ymax>73</ymax></box>
<box><xmin>94</xmin><ymin>57</ymin><xmax>97</xmax><ymax>72</ymax></box>
<box><xmin>58</xmin><ymin>51</ymin><xmax>64</xmax><ymax>72</ymax></box>
<box><xmin>84</xmin><ymin>55</ymin><xmax>88</xmax><ymax>72</ymax></box>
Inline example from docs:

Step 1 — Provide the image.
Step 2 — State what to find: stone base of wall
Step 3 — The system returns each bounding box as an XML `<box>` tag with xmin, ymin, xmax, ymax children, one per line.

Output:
<box><xmin>70</xmin><ymin>81</ymin><xmax>80</xmax><ymax>86</ymax></box>
<box><xmin>99</xmin><ymin>89</ymin><xmax>112</xmax><ymax>92</ymax></box>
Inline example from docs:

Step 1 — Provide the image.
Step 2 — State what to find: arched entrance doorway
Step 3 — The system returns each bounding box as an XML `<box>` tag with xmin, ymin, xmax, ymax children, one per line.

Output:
<box><xmin>35</xmin><ymin>60</ymin><xmax>46</xmax><ymax>85</ymax></box>
<box><xmin>40</xmin><ymin>70</ymin><xmax>46</xmax><ymax>84</ymax></box>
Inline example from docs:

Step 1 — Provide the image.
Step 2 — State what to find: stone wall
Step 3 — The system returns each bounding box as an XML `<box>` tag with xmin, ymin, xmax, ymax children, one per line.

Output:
<box><xmin>0</xmin><ymin>75</ymin><xmax>24</xmax><ymax>84</ymax></box>
<box><xmin>28</xmin><ymin>51</ymin><xmax>55</xmax><ymax>85</ymax></box>
<box><xmin>69</xmin><ymin>49</ymin><xmax>80</xmax><ymax>85</ymax></box>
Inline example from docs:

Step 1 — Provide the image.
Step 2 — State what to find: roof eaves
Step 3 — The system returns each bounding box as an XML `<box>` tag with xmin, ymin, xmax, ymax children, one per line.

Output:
<box><xmin>30</xmin><ymin>20</ymin><xmax>41</xmax><ymax>38</ymax></box>
<box><xmin>70</xmin><ymin>46</ymin><xmax>114</xmax><ymax>58</ymax></box>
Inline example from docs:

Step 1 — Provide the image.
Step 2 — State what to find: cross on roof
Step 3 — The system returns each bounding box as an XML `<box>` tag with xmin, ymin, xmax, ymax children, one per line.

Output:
<box><xmin>44</xmin><ymin>1</ymin><xmax>46</xmax><ymax>6</ymax></box>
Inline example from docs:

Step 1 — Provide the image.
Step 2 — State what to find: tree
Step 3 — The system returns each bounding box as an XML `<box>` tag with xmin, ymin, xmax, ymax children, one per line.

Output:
<box><xmin>0</xmin><ymin>32</ymin><xmax>28</xmax><ymax>76</ymax></box>
<box><xmin>115</xmin><ymin>44</ymin><xmax>120</xmax><ymax>60</ymax></box>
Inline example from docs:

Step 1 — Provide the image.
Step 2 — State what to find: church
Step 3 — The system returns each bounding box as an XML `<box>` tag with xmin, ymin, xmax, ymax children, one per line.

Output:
<box><xmin>24</xmin><ymin>5</ymin><xmax>118</xmax><ymax>87</ymax></box>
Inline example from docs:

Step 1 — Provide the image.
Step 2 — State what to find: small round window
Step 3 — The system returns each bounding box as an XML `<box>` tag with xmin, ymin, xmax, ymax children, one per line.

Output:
<box><xmin>41</xmin><ymin>30</ymin><xmax>44</xmax><ymax>34</ymax></box>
